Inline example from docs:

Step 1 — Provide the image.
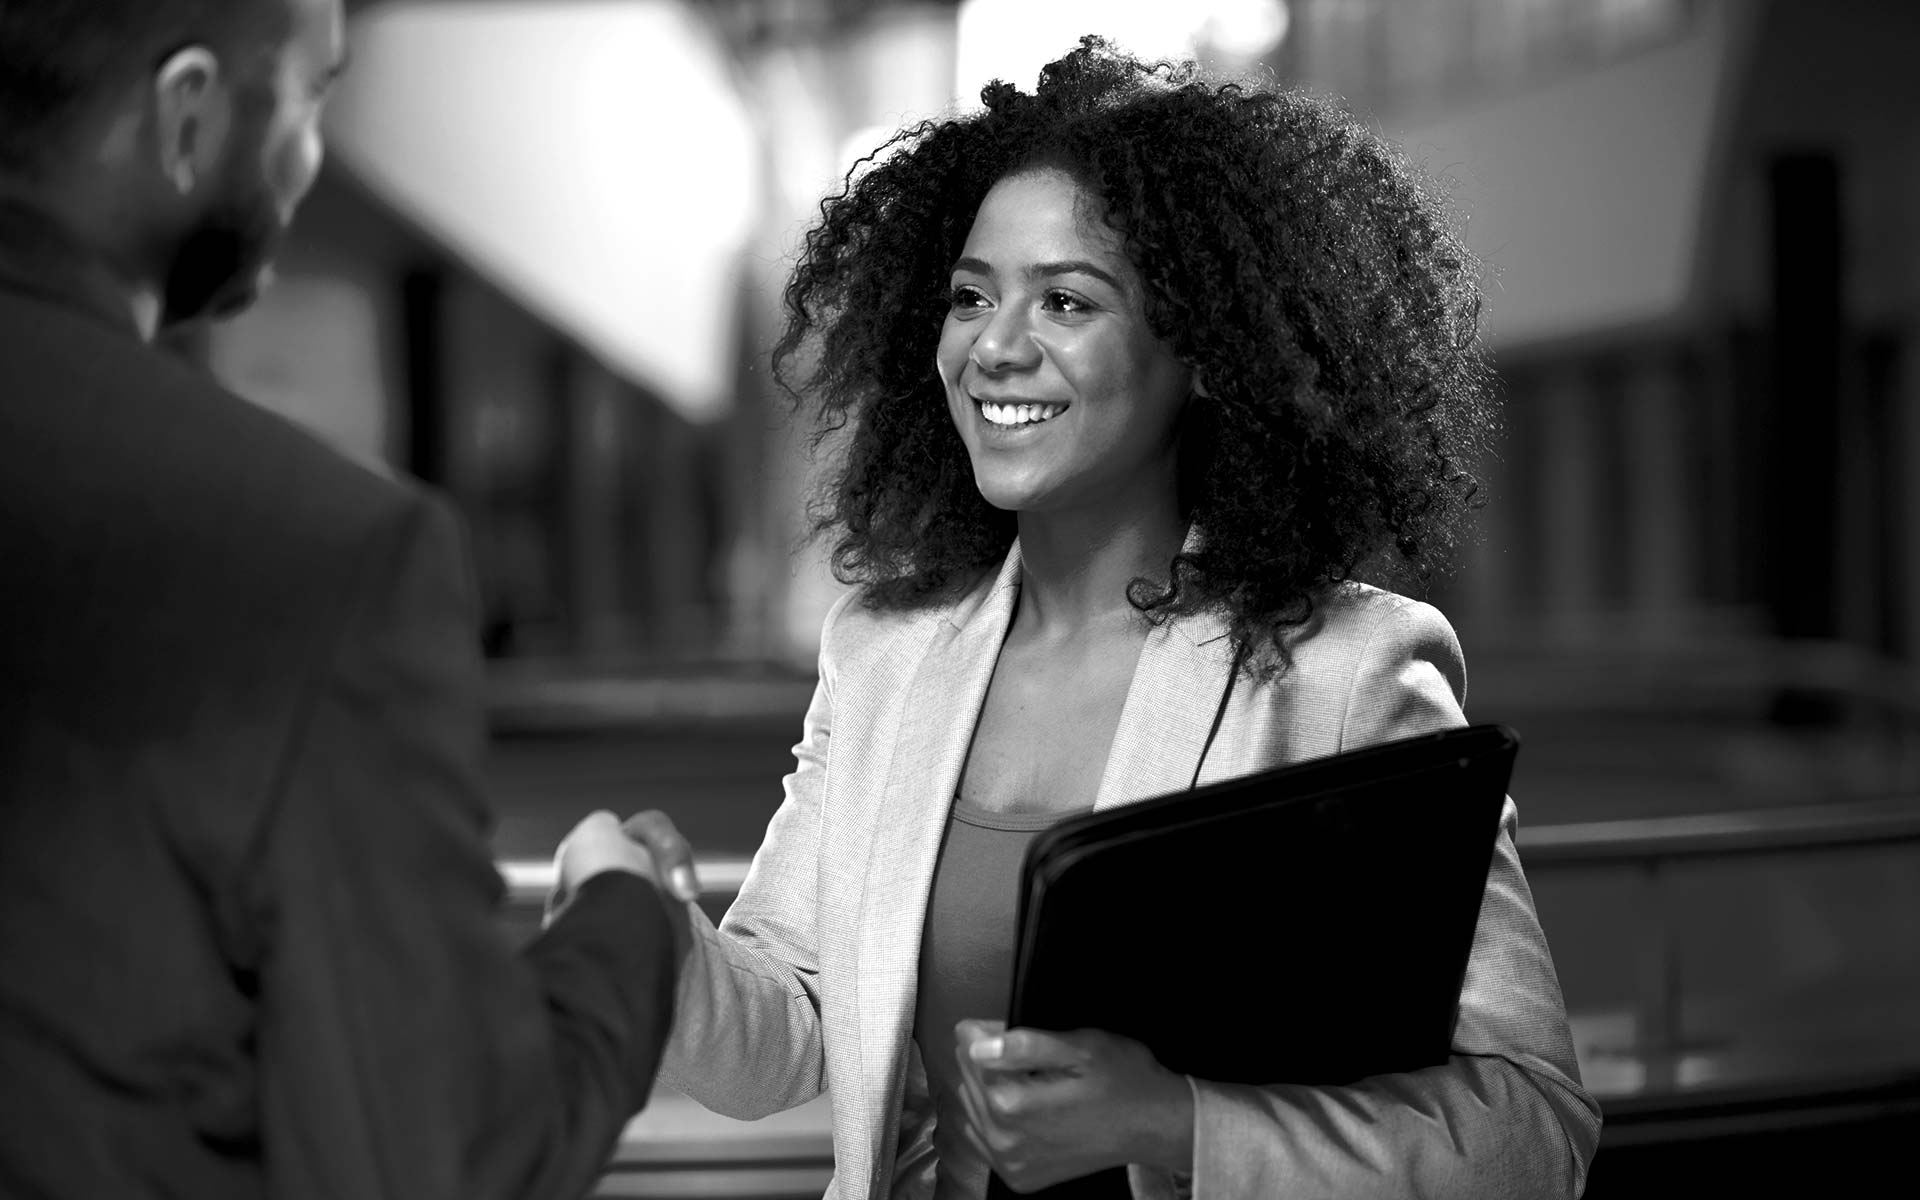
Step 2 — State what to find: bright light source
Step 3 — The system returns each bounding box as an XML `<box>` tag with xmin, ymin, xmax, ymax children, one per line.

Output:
<box><xmin>1199</xmin><ymin>0</ymin><xmax>1290</xmax><ymax>62</ymax></box>
<box><xmin>326</xmin><ymin>1</ymin><xmax>758</xmax><ymax>423</ymax></box>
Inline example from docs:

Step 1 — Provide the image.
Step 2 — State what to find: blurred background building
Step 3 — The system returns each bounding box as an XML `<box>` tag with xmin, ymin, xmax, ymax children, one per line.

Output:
<box><xmin>169</xmin><ymin>0</ymin><xmax>1920</xmax><ymax>1194</ymax></box>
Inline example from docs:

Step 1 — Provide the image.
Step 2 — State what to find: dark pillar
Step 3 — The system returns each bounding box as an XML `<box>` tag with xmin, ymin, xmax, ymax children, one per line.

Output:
<box><xmin>1763</xmin><ymin>152</ymin><xmax>1843</xmax><ymax>643</ymax></box>
<box><xmin>400</xmin><ymin>268</ymin><xmax>446</xmax><ymax>486</ymax></box>
<box><xmin>554</xmin><ymin>353</ymin><xmax>628</xmax><ymax>655</ymax></box>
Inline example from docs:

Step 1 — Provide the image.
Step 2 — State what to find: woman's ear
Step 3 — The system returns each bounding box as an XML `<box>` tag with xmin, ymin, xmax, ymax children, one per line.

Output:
<box><xmin>1191</xmin><ymin>372</ymin><xmax>1213</xmax><ymax>401</ymax></box>
<box><xmin>151</xmin><ymin>46</ymin><xmax>231</xmax><ymax>196</ymax></box>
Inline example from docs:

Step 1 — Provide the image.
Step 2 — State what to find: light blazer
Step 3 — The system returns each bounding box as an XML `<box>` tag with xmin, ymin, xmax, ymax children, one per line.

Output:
<box><xmin>658</xmin><ymin>542</ymin><xmax>1601</xmax><ymax>1199</ymax></box>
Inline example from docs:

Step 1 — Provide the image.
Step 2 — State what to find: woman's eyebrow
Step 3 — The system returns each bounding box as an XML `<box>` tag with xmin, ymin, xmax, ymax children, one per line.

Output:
<box><xmin>1029</xmin><ymin>259</ymin><xmax>1125</xmax><ymax>292</ymax></box>
<box><xmin>949</xmin><ymin>256</ymin><xmax>1126</xmax><ymax>293</ymax></box>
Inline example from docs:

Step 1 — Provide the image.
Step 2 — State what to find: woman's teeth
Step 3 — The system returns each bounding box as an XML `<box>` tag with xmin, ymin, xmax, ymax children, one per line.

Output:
<box><xmin>980</xmin><ymin>401</ymin><xmax>1066</xmax><ymax>427</ymax></box>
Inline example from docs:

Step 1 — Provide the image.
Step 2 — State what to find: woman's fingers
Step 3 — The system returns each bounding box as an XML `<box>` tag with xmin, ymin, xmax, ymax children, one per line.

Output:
<box><xmin>953</xmin><ymin>1018</ymin><xmax>1006</xmax><ymax>1060</ymax></box>
<box><xmin>953</xmin><ymin>1040</ymin><xmax>996</xmax><ymax>1130</ymax></box>
<box><xmin>622</xmin><ymin>809</ymin><xmax>701</xmax><ymax>901</ymax></box>
<box><xmin>963</xmin><ymin>1022</ymin><xmax>1088</xmax><ymax>1073</ymax></box>
<box><xmin>954</xmin><ymin>1039</ymin><xmax>1027</xmax><ymax>1178</ymax></box>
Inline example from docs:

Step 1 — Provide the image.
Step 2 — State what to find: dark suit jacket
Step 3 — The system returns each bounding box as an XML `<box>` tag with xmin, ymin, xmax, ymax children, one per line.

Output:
<box><xmin>0</xmin><ymin>266</ymin><xmax>676</xmax><ymax>1198</ymax></box>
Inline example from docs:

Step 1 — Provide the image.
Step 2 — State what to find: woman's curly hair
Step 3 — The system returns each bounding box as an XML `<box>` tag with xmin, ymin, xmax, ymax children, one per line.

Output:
<box><xmin>774</xmin><ymin>37</ymin><xmax>1496</xmax><ymax>676</ymax></box>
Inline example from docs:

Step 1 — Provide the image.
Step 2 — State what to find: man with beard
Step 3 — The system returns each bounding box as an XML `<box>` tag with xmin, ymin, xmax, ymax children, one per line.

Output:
<box><xmin>0</xmin><ymin>2</ymin><xmax>692</xmax><ymax>1197</ymax></box>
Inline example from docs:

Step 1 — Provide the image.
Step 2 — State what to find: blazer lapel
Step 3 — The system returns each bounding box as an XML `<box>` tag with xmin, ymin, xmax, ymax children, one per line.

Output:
<box><xmin>851</xmin><ymin>545</ymin><xmax>1023</xmax><ymax>1182</ymax></box>
<box><xmin>1092</xmin><ymin>604</ymin><xmax>1241</xmax><ymax>810</ymax></box>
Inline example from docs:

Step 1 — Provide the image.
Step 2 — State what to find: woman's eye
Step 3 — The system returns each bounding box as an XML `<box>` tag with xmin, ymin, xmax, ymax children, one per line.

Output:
<box><xmin>1042</xmin><ymin>289</ymin><xmax>1092</xmax><ymax>314</ymax></box>
<box><xmin>948</xmin><ymin>285</ymin><xmax>989</xmax><ymax>311</ymax></box>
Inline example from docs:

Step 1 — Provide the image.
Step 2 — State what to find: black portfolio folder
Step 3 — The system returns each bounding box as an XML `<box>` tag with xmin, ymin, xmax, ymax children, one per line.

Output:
<box><xmin>985</xmin><ymin>724</ymin><xmax>1518</xmax><ymax>1200</ymax></box>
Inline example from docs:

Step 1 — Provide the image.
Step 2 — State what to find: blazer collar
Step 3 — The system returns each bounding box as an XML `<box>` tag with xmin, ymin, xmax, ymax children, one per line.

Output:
<box><xmin>940</xmin><ymin>537</ymin><xmax>1025</xmax><ymax>632</ymax></box>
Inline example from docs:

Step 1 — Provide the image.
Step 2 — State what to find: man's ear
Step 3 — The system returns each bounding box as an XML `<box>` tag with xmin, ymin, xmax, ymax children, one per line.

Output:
<box><xmin>152</xmin><ymin>46</ymin><xmax>231</xmax><ymax>196</ymax></box>
<box><xmin>1192</xmin><ymin>371</ymin><xmax>1213</xmax><ymax>401</ymax></box>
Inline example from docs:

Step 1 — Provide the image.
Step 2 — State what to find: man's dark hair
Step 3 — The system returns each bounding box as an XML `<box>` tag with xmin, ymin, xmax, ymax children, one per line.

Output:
<box><xmin>0</xmin><ymin>0</ymin><xmax>279</xmax><ymax>172</ymax></box>
<box><xmin>776</xmin><ymin>37</ymin><xmax>1497</xmax><ymax>678</ymax></box>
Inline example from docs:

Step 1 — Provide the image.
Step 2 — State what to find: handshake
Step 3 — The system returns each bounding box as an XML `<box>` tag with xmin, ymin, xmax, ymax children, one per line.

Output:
<box><xmin>545</xmin><ymin>809</ymin><xmax>704</xmax><ymax>927</ymax></box>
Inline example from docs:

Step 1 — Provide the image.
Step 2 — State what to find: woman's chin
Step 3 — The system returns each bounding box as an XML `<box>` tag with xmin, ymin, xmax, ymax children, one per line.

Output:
<box><xmin>971</xmin><ymin>478</ymin><xmax>1050</xmax><ymax>514</ymax></box>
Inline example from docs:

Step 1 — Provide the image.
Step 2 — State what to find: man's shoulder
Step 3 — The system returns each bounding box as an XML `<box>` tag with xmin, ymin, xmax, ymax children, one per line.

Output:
<box><xmin>0</xmin><ymin>289</ymin><xmax>430</xmax><ymax>561</ymax></box>
<box><xmin>0</xmin><ymin>292</ymin><xmax>460</xmax><ymax>709</ymax></box>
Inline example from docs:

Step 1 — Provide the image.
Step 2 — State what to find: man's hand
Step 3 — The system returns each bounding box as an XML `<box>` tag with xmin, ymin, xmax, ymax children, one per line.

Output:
<box><xmin>544</xmin><ymin>810</ymin><xmax>701</xmax><ymax>929</ymax></box>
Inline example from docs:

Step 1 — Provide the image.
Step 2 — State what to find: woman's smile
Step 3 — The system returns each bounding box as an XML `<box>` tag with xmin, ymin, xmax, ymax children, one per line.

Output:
<box><xmin>974</xmin><ymin>397</ymin><xmax>1070</xmax><ymax>429</ymax></box>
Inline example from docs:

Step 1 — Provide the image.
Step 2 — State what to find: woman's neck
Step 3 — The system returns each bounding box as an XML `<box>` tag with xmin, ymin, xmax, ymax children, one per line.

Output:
<box><xmin>1011</xmin><ymin>498</ymin><xmax>1187</xmax><ymax>641</ymax></box>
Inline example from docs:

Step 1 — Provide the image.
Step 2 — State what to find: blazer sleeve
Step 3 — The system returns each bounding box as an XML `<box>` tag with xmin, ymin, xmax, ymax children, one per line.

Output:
<box><xmin>1155</xmin><ymin>599</ymin><xmax>1602</xmax><ymax>1200</ymax></box>
<box><xmin>651</xmin><ymin>600</ymin><xmax>845</xmax><ymax>1119</ymax></box>
<box><xmin>246</xmin><ymin>494</ymin><xmax>680</xmax><ymax>1200</ymax></box>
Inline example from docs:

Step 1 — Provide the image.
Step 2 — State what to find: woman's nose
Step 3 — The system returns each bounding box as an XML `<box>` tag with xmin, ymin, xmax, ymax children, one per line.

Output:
<box><xmin>969</xmin><ymin>305</ymin><xmax>1041</xmax><ymax>373</ymax></box>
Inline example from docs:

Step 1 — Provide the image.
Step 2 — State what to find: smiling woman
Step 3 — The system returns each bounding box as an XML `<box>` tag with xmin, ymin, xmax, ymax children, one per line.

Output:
<box><xmin>776</xmin><ymin>39</ymin><xmax>1498</xmax><ymax>668</ymax></box>
<box><xmin>616</xmin><ymin>35</ymin><xmax>1599</xmax><ymax>1200</ymax></box>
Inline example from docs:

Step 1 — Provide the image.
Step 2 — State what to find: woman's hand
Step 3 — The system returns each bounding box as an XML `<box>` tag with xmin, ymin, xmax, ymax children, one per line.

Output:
<box><xmin>951</xmin><ymin>1019</ymin><xmax>1195</xmax><ymax>1192</ymax></box>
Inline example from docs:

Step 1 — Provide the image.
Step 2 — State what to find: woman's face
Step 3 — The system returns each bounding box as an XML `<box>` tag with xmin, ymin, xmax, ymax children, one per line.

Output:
<box><xmin>936</xmin><ymin>169</ymin><xmax>1194</xmax><ymax>518</ymax></box>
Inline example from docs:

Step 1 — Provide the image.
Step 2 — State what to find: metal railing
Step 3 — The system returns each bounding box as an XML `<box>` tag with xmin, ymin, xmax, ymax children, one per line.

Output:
<box><xmin>499</xmin><ymin>793</ymin><xmax>1920</xmax><ymax>907</ymax></box>
<box><xmin>1520</xmin><ymin>795</ymin><xmax>1920</xmax><ymax>864</ymax></box>
<box><xmin>501</xmin><ymin>857</ymin><xmax>753</xmax><ymax>906</ymax></box>
<box><xmin>495</xmin><ymin>792</ymin><xmax>1920</xmax><ymax>1196</ymax></box>
<box><xmin>1519</xmin><ymin>792</ymin><xmax>1920</xmax><ymax>1094</ymax></box>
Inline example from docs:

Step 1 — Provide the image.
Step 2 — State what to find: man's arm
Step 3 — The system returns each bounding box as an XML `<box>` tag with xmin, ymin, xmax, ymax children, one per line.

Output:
<box><xmin>245</xmin><ymin>493</ymin><xmax>677</xmax><ymax>1200</ymax></box>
